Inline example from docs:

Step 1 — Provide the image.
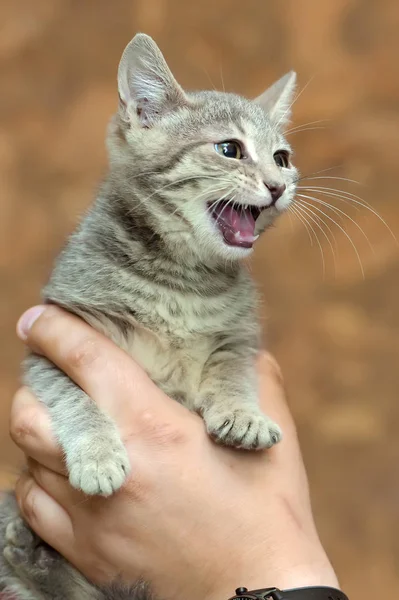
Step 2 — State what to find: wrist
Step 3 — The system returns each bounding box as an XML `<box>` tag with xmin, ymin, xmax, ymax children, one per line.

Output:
<box><xmin>259</xmin><ymin>548</ymin><xmax>339</xmax><ymax>591</ymax></box>
<box><xmin>207</xmin><ymin>571</ymin><xmax>339</xmax><ymax>600</ymax></box>
<box><xmin>203</xmin><ymin>543</ymin><xmax>339</xmax><ymax>600</ymax></box>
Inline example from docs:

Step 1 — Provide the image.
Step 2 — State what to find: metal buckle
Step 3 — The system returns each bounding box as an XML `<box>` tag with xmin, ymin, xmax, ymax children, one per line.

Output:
<box><xmin>234</xmin><ymin>587</ymin><xmax>284</xmax><ymax>600</ymax></box>
<box><xmin>259</xmin><ymin>588</ymin><xmax>284</xmax><ymax>600</ymax></box>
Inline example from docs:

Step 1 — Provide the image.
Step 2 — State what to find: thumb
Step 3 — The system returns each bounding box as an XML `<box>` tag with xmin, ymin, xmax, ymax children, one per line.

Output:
<box><xmin>16</xmin><ymin>305</ymin><xmax>188</xmax><ymax>431</ymax></box>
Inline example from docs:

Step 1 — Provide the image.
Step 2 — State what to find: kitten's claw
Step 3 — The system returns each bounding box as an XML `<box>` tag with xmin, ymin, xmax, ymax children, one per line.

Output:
<box><xmin>67</xmin><ymin>436</ymin><xmax>131</xmax><ymax>496</ymax></box>
<box><xmin>205</xmin><ymin>407</ymin><xmax>282</xmax><ymax>449</ymax></box>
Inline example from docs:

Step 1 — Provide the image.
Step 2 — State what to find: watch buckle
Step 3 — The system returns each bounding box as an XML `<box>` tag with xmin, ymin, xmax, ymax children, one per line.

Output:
<box><xmin>261</xmin><ymin>588</ymin><xmax>283</xmax><ymax>600</ymax></box>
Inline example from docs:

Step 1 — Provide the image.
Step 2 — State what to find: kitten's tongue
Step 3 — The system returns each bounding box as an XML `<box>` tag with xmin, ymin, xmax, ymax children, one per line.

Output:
<box><xmin>212</xmin><ymin>203</ymin><xmax>258</xmax><ymax>248</ymax></box>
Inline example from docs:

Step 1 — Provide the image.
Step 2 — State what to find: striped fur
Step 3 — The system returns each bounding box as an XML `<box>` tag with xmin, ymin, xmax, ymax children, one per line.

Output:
<box><xmin>1</xmin><ymin>34</ymin><xmax>297</xmax><ymax>598</ymax></box>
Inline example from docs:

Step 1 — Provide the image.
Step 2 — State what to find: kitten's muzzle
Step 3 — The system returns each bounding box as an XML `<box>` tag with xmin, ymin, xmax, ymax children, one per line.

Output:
<box><xmin>264</xmin><ymin>182</ymin><xmax>286</xmax><ymax>205</ymax></box>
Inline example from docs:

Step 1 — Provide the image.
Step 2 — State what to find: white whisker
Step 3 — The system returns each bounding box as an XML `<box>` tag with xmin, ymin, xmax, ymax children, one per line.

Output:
<box><xmin>219</xmin><ymin>64</ymin><xmax>226</xmax><ymax>93</ymax></box>
<box><xmin>286</xmin><ymin>126</ymin><xmax>326</xmax><ymax>136</ymax></box>
<box><xmin>298</xmin><ymin>186</ymin><xmax>359</xmax><ymax>211</ymax></box>
<box><xmin>290</xmin><ymin>204</ymin><xmax>326</xmax><ymax>276</ymax></box>
<box><xmin>293</xmin><ymin>202</ymin><xmax>336</xmax><ymax>275</ymax></box>
<box><xmin>296</xmin><ymin>196</ymin><xmax>339</xmax><ymax>250</ymax></box>
<box><xmin>295</xmin><ymin>198</ymin><xmax>365</xmax><ymax>278</ymax></box>
<box><xmin>299</xmin><ymin>175</ymin><xmax>362</xmax><ymax>186</ymax></box>
<box><xmin>298</xmin><ymin>186</ymin><xmax>397</xmax><ymax>243</ymax></box>
<box><xmin>295</xmin><ymin>166</ymin><xmax>344</xmax><ymax>183</ymax></box>
<box><xmin>286</xmin><ymin>119</ymin><xmax>330</xmax><ymax>134</ymax></box>
<box><xmin>288</xmin><ymin>205</ymin><xmax>314</xmax><ymax>246</ymax></box>
<box><xmin>201</xmin><ymin>66</ymin><xmax>217</xmax><ymax>92</ymax></box>
<box><xmin>286</xmin><ymin>210</ymin><xmax>295</xmax><ymax>233</ymax></box>
<box><xmin>142</xmin><ymin>175</ymin><xmax>231</xmax><ymax>205</ymax></box>
<box><xmin>205</xmin><ymin>189</ymin><xmax>236</xmax><ymax>216</ymax></box>
<box><xmin>215</xmin><ymin>194</ymin><xmax>238</xmax><ymax>222</ymax></box>
<box><xmin>297</xmin><ymin>193</ymin><xmax>375</xmax><ymax>255</ymax></box>
<box><xmin>125</xmin><ymin>169</ymin><xmax>173</xmax><ymax>183</ymax></box>
<box><xmin>167</xmin><ymin>185</ymin><xmax>231</xmax><ymax>221</ymax></box>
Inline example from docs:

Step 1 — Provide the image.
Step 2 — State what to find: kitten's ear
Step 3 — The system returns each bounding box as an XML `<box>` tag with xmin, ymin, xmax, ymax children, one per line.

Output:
<box><xmin>254</xmin><ymin>71</ymin><xmax>297</xmax><ymax>127</ymax></box>
<box><xmin>118</xmin><ymin>33</ymin><xmax>188</xmax><ymax>127</ymax></box>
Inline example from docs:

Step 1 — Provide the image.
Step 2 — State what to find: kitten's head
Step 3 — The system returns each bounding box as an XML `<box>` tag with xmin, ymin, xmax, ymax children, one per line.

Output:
<box><xmin>108</xmin><ymin>34</ymin><xmax>298</xmax><ymax>263</ymax></box>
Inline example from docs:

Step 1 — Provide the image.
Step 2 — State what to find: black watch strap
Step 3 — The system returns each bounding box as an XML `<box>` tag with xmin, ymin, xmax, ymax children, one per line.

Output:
<box><xmin>230</xmin><ymin>586</ymin><xmax>349</xmax><ymax>600</ymax></box>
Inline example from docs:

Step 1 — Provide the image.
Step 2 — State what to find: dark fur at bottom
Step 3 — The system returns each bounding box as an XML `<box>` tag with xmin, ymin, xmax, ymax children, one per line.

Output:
<box><xmin>0</xmin><ymin>492</ymin><xmax>153</xmax><ymax>600</ymax></box>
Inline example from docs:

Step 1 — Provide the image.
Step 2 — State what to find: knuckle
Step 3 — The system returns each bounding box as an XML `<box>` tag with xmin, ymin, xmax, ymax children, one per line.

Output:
<box><xmin>124</xmin><ymin>472</ymin><xmax>152</xmax><ymax>503</ymax></box>
<box><xmin>19</xmin><ymin>482</ymin><xmax>39</xmax><ymax>526</ymax></box>
<box><xmin>154</xmin><ymin>422</ymin><xmax>187</xmax><ymax>447</ymax></box>
<box><xmin>65</xmin><ymin>336</ymin><xmax>101</xmax><ymax>370</ymax></box>
<box><xmin>36</xmin><ymin>308</ymin><xmax>104</xmax><ymax>371</ymax></box>
<box><xmin>137</xmin><ymin>409</ymin><xmax>188</xmax><ymax>447</ymax></box>
<box><xmin>10</xmin><ymin>403</ymin><xmax>39</xmax><ymax>449</ymax></box>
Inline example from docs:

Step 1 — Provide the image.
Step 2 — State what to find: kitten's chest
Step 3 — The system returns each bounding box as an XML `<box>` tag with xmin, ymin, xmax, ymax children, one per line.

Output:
<box><xmin>123</xmin><ymin>328</ymin><xmax>211</xmax><ymax>406</ymax></box>
<box><xmin>82</xmin><ymin>269</ymin><xmax>256</xmax><ymax>405</ymax></box>
<box><xmin>148</xmin><ymin>291</ymin><xmax>239</xmax><ymax>337</ymax></box>
<box><xmin>113</xmin><ymin>291</ymin><xmax>251</xmax><ymax>405</ymax></box>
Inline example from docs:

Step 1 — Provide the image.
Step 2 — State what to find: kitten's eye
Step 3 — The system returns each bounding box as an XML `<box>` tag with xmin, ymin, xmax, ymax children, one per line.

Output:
<box><xmin>214</xmin><ymin>141</ymin><xmax>243</xmax><ymax>159</ymax></box>
<box><xmin>273</xmin><ymin>150</ymin><xmax>290</xmax><ymax>168</ymax></box>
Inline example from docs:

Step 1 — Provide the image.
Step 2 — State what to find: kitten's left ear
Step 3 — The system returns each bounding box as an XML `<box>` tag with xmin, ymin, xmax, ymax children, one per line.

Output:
<box><xmin>254</xmin><ymin>71</ymin><xmax>297</xmax><ymax>127</ymax></box>
<box><xmin>118</xmin><ymin>33</ymin><xmax>188</xmax><ymax>127</ymax></box>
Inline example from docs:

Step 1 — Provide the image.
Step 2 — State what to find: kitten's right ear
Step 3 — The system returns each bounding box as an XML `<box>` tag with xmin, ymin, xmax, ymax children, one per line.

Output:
<box><xmin>254</xmin><ymin>71</ymin><xmax>297</xmax><ymax>127</ymax></box>
<box><xmin>118</xmin><ymin>33</ymin><xmax>188</xmax><ymax>127</ymax></box>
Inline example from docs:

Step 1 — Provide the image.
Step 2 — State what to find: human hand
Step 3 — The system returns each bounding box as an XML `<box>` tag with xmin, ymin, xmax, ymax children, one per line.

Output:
<box><xmin>11</xmin><ymin>306</ymin><xmax>338</xmax><ymax>600</ymax></box>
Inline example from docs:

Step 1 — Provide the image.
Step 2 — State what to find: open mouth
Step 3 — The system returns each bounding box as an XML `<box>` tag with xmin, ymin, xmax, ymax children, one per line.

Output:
<box><xmin>208</xmin><ymin>200</ymin><xmax>267</xmax><ymax>248</ymax></box>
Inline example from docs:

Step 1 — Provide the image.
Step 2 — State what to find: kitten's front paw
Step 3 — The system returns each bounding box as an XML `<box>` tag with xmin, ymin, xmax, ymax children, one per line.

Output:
<box><xmin>4</xmin><ymin>518</ymin><xmax>35</xmax><ymax>568</ymax></box>
<box><xmin>67</xmin><ymin>434</ymin><xmax>130</xmax><ymax>496</ymax></box>
<box><xmin>3</xmin><ymin>518</ymin><xmax>51</xmax><ymax>573</ymax></box>
<box><xmin>204</xmin><ymin>407</ymin><xmax>282</xmax><ymax>450</ymax></box>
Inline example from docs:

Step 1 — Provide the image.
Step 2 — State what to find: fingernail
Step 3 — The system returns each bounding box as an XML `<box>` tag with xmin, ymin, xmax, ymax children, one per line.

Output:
<box><xmin>17</xmin><ymin>306</ymin><xmax>46</xmax><ymax>340</ymax></box>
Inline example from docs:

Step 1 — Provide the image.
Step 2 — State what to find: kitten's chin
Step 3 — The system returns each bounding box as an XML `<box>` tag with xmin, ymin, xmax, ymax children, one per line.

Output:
<box><xmin>209</xmin><ymin>231</ymin><xmax>257</xmax><ymax>262</ymax></box>
<box><xmin>220</xmin><ymin>244</ymin><xmax>255</xmax><ymax>260</ymax></box>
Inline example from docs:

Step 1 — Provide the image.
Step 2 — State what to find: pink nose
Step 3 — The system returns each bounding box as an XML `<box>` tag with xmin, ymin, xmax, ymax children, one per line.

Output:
<box><xmin>265</xmin><ymin>182</ymin><xmax>286</xmax><ymax>205</ymax></box>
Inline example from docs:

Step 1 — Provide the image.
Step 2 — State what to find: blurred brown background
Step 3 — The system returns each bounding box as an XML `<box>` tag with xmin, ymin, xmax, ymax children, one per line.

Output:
<box><xmin>1</xmin><ymin>0</ymin><xmax>399</xmax><ymax>598</ymax></box>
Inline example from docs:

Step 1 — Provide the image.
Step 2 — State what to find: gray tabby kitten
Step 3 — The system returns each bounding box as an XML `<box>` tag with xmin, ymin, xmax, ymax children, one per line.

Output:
<box><xmin>0</xmin><ymin>34</ymin><xmax>298</xmax><ymax>599</ymax></box>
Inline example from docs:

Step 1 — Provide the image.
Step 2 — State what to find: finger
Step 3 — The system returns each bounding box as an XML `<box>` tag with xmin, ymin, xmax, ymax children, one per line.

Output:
<box><xmin>26</xmin><ymin>458</ymin><xmax>86</xmax><ymax>509</ymax></box>
<box><xmin>256</xmin><ymin>352</ymin><xmax>302</xmax><ymax>459</ymax></box>
<box><xmin>258</xmin><ymin>352</ymin><xmax>285</xmax><ymax>386</ymax></box>
<box><xmin>256</xmin><ymin>352</ymin><xmax>294</xmax><ymax>431</ymax></box>
<box><xmin>256</xmin><ymin>353</ymin><xmax>309</xmax><ymax>489</ymax></box>
<box><xmin>10</xmin><ymin>387</ymin><xmax>66</xmax><ymax>474</ymax></box>
<box><xmin>15</xmin><ymin>471</ymin><xmax>74</xmax><ymax>557</ymax></box>
<box><xmin>16</xmin><ymin>306</ymin><xmax>186</xmax><ymax>429</ymax></box>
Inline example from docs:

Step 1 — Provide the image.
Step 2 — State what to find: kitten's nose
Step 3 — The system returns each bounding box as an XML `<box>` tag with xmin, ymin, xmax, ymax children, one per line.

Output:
<box><xmin>264</xmin><ymin>182</ymin><xmax>286</xmax><ymax>205</ymax></box>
